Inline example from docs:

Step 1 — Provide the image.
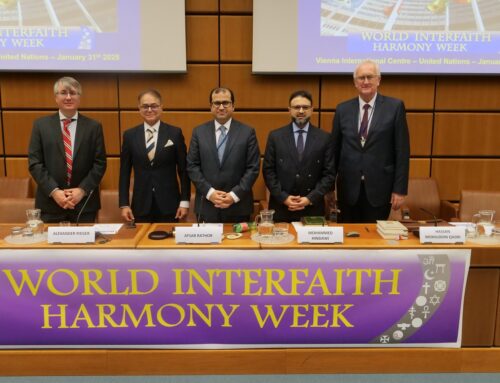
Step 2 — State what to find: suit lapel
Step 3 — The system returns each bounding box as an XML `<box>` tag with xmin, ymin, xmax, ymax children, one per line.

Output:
<box><xmin>206</xmin><ymin>122</ymin><xmax>219</xmax><ymax>165</ymax></box>
<box><xmin>287</xmin><ymin>124</ymin><xmax>300</xmax><ymax>166</ymax></box>
<box><xmin>52</xmin><ymin>114</ymin><xmax>65</xmax><ymax>158</ymax></box>
<box><xmin>301</xmin><ymin>125</ymin><xmax>317</xmax><ymax>164</ymax></box>
<box><xmin>220</xmin><ymin>120</ymin><xmax>240</xmax><ymax>166</ymax></box>
<box><xmin>132</xmin><ymin>124</ymin><xmax>150</xmax><ymax>164</ymax></box>
<box><xmin>73</xmin><ymin>116</ymin><xmax>85</xmax><ymax>160</ymax></box>
<box><xmin>155</xmin><ymin>123</ymin><xmax>168</xmax><ymax>162</ymax></box>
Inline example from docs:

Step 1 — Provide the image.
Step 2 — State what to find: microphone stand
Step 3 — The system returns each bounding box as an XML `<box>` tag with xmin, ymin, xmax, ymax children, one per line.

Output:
<box><xmin>76</xmin><ymin>189</ymin><xmax>94</xmax><ymax>226</ymax></box>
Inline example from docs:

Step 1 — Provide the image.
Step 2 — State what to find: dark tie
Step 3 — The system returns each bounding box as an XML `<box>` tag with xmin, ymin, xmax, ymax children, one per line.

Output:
<box><xmin>217</xmin><ymin>125</ymin><xmax>227</xmax><ymax>162</ymax></box>
<box><xmin>146</xmin><ymin>127</ymin><xmax>155</xmax><ymax>162</ymax></box>
<box><xmin>62</xmin><ymin>118</ymin><xmax>73</xmax><ymax>186</ymax></box>
<box><xmin>359</xmin><ymin>104</ymin><xmax>370</xmax><ymax>140</ymax></box>
<box><xmin>296</xmin><ymin>129</ymin><xmax>305</xmax><ymax>161</ymax></box>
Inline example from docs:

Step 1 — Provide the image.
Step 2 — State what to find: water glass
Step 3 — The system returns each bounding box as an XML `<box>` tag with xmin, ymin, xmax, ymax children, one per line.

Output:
<box><xmin>273</xmin><ymin>222</ymin><xmax>289</xmax><ymax>237</ymax></box>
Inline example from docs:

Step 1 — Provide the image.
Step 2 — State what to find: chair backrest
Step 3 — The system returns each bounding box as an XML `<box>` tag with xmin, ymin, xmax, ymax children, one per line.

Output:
<box><xmin>389</xmin><ymin>178</ymin><xmax>441</xmax><ymax>221</ymax></box>
<box><xmin>458</xmin><ymin>190</ymin><xmax>500</xmax><ymax>222</ymax></box>
<box><xmin>0</xmin><ymin>177</ymin><xmax>32</xmax><ymax>198</ymax></box>
<box><xmin>0</xmin><ymin>198</ymin><xmax>35</xmax><ymax>223</ymax></box>
<box><xmin>97</xmin><ymin>190</ymin><xmax>123</xmax><ymax>223</ymax></box>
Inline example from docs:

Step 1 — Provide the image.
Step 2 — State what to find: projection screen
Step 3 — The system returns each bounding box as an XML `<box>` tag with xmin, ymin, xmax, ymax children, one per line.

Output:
<box><xmin>253</xmin><ymin>0</ymin><xmax>500</xmax><ymax>74</ymax></box>
<box><xmin>0</xmin><ymin>0</ymin><xmax>186</xmax><ymax>72</ymax></box>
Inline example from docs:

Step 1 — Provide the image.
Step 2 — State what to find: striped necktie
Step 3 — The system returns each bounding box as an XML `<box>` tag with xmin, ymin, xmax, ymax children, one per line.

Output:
<box><xmin>62</xmin><ymin>118</ymin><xmax>73</xmax><ymax>186</ymax></box>
<box><xmin>146</xmin><ymin>127</ymin><xmax>156</xmax><ymax>162</ymax></box>
<box><xmin>359</xmin><ymin>104</ymin><xmax>370</xmax><ymax>141</ymax></box>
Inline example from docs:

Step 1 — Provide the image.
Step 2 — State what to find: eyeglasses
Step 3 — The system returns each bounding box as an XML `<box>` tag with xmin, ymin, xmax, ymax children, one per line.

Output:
<box><xmin>290</xmin><ymin>105</ymin><xmax>312</xmax><ymax>111</ymax></box>
<box><xmin>140</xmin><ymin>104</ymin><xmax>161</xmax><ymax>111</ymax></box>
<box><xmin>355</xmin><ymin>75</ymin><xmax>378</xmax><ymax>82</ymax></box>
<box><xmin>56</xmin><ymin>90</ymin><xmax>80</xmax><ymax>97</ymax></box>
<box><xmin>212</xmin><ymin>101</ymin><xmax>232</xmax><ymax>108</ymax></box>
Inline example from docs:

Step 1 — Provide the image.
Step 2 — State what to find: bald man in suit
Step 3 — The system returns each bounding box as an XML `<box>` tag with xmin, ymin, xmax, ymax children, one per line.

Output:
<box><xmin>28</xmin><ymin>76</ymin><xmax>107</xmax><ymax>223</ymax></box>
<box><xmin>187</xmin><ymin>87</ymin><xmax>260</xmax><ymax>223</ymax></box>
<box><xmin>332</xmin><ymin>60</ymin><xmax>410</xmax><ymax>223</ymax></box>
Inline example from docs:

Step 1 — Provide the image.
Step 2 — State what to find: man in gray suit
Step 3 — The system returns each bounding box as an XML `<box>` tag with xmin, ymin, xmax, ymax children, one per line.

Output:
<box><xmin>28</xmin><ymin>76</ymin><xmax>107</xmax><ymax>223</ymax></box>
<box><xmin>187</xmin><ymin>87</ymin><xmax>260</xmax><ymax>223</ymax></box>
<box><xmin>332</xmin><ymin>60</ymin><xmax>410</xmax><ymax>223</ymax></box>
<box><xmin>263</xmin><ymin>90</ymin><xmax>336</xmax><ymax>222</ymax></box>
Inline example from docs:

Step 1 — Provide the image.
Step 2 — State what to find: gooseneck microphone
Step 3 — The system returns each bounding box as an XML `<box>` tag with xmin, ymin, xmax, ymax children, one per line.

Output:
<box><xmin>196</xmin><ymin>193</ymin><xmax>205</xmax><ymax>227</ymax></box>
<box><xmin>76</xmin><ymin>189</ymin><xmax>94</xmax><ymax>226</ymax></box>
<box><xmin>419</xmin><ymin>207</ymin><xmax>439</xmax><ymax>226</ymax></box>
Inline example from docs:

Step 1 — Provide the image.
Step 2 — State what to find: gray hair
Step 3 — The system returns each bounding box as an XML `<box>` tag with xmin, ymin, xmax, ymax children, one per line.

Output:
<box><xmin>53</xmin><ymin>76</ymin><xmax>82</xmax><ymax>95</ymax></box>
<box><xmin>353</xmin><ymin>60</ymin><xmax>381</xmax><ymax>79</ymax></box>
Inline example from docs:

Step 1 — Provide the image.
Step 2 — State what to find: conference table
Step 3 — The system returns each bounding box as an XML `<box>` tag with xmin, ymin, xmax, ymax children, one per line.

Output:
<box><xmin>0</xmin><ymin>222</ymin><xmax>499</xmax><ymax>377</ymax></box>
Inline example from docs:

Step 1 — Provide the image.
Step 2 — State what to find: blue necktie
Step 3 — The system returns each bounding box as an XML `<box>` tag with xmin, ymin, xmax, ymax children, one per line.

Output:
<box><xmin>296</xmin><ymin>129</ymin><xmax>305</xmax><ymax>161</ymax></box>
<box><xmin>217</xmin><ymin>125</ymin><xmax>227</xmax><ymax>163</ymax></box>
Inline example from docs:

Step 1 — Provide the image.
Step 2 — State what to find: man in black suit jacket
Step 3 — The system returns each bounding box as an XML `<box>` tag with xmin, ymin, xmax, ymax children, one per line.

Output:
<box><xmin>332</xmin><ymin>60</ymin><xmax>410</xmax><ymax>223</ymax></box>
<box><xmin>119</xmin><ymin>89</ymin><xmax>190</xmax><ymax>223</ymax></box>
<box><xmin>28</xmin><ymin>76</ymin><xmax>107</xmax><ymax>223</ymax></box>
<box><xmin>263</xmin><ymin>90</ymin><xmax>336</xmax><ymax>222</ymax></box>
<box><xmin>187</xmin><ymin>87</ymin><xmax>260</xmax><ymax>223</ymax></box>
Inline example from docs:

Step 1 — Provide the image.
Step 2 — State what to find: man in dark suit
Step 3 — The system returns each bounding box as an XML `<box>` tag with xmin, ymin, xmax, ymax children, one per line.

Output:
<box><xmin>187</xmin><ymin>87</ymin><xmax>260</xmax><ymax>223</ymax></box>
<box><xmin>332</xmin><ymin>60</ymin><xmax>410</xmax><ymax>223</ymax></box>
<box><xmin>263</xmin><ymin>90</ymin><xmax>336</xmax><ymax>222</ymax></box>
<box><xmin>119</xmin><ymin>89</ymin><xmax>190</xmax><ymax>223</ymax></box>
<box><xmin>28</xmin><ymin>76</ymin><xmax>107</xmax><ymax>223</ymax></box>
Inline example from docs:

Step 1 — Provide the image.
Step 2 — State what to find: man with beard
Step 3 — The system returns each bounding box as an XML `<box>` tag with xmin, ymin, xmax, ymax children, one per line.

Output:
<box><xmin>263</xmin><ymin>90</ymin><xmax>336</xmax><ymax>222</ymax></box>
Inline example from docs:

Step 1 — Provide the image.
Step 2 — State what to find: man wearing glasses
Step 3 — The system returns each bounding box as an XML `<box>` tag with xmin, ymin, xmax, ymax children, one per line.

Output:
<box><xmin>119</xmin><ymin>89</ymin><xmax>190</xmax><ymax>223</ymax></box>
<box><xmin>187</xmin><ymin>87</ymin><xmax>260</xmax><ymax>223</ymax></box>
<box><xmin>332</xmin><ymin>59</ymin><xmax>410</xmax><ymax>223</ymax></box>
<box><xmin>263</xmin><ymin>90</ymin><xmax>336</xmax><ymax>222</ymax></box>
<box><xmin>28</xmin><ymin>76</ymin><xmax>107</xmax><ymax>223</ymax></box>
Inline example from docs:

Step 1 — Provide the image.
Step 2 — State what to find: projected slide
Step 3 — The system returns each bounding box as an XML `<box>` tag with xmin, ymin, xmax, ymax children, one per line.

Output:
<box><xmin>252</xmin><ymin>0</ymin><xmax>500</xmax><ymax>74</ymax></box>
<box><xmin>0</xmin><ymin>0</ymin><xmax>186</xmax><ymax>72</ymax></box>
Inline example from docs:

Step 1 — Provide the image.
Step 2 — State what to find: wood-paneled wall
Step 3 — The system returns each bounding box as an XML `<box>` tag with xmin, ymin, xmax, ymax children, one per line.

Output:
<box><xmin>0</xmin><ymin>0</ymin><xmax>499</xmax><ymax>200</ymax></box>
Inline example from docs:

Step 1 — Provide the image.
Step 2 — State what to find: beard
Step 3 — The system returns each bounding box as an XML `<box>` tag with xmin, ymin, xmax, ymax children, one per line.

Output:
<box><xmin>292</xmin><ymin>115</ymin><xmax>310</xmax><ymax>127</ymax></box>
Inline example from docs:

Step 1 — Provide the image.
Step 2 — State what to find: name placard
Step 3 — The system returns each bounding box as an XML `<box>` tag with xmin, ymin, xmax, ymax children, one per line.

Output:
<box><xmin>48</xmin><ymin>227</ymin><xmax>96</xmax><ymax>244</ymax></box>
<box><xmin>175</xmin><ymin>226</ymin><xmax>223</xmax><ymax>244</ymax></box>
<box><xmin>296</xmin><ymin>226</ymin><xmax>344</xmax><ymax>244</ymax></box>
<box><xmin>419</xmin><ymin>226</ymin><xmax>466</xmax><ymax>244</ymax></box>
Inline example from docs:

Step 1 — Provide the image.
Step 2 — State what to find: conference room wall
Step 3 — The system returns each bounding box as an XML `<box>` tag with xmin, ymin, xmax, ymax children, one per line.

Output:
<box><xmin>0</xmin><ymin>117</ymin><xmax>3</xmax><ymax>156</ymax></box>
<box><xmin>0</xmin><ymin>2</ymin><xmax>499</xmax><ymax>201</ymax></box>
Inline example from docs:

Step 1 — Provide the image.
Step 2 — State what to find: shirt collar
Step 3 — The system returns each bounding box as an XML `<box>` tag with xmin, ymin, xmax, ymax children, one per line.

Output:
<box><xmin>215</xmin><ymin>118</ymin><xmax>232</xmax><ymax>131</ymax></box>
<box><xmin>358</xmin><ymin>93</ymin><xmax>377</xmax><ymax>109</ymax></box>
<box><xmin>144</xmin><ymin>120</ymin><xmax>161</xmax><ymax>132</ymax></box>
<box><xmin>293</xmin><ymin>122</ymin><xmax>310</xmax><ymax>133</ymax></box>
<box><xmin>59</xmin><ymin>111</ymin><xmax>78</xmax><ymax>121</ymax></box>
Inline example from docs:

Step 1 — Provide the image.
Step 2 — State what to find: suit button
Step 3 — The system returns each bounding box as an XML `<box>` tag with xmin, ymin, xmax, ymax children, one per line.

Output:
<box><xmin>296</xmin><ymin>174</ymin><xmax>300</xmax><ymax>178</ymax></box>
<box><xmin>307</xmin><ymin>188</ymin><xmax>311</xmax><ymax>192</ymax></box>
<box><xmin>308</xmin><ymin>174</ymin><xmax>312</xmax><ymax>178</ymax></box>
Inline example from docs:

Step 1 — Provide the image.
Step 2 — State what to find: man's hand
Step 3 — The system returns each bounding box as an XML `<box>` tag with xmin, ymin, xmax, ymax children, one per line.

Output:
<box><xmin>64</xmin><ymin>188</ymin><xmax>86</xmax><ymax>207</ymax></box>
<box><xmin>391</xmin><ymin>193</ymin><xmax>406</xmax><ymax>210</ymax></box>
<box><xmin>121</xmin><ymin>206</ymin><xmax>135</xmax><ymax>222</ymax></box>
<box><xmin>284</xmin><ymin>195</ymin><xmax>310</xmax><ymax>211</ymax></box>
<box><xmin>52</xmin><ymin>189</ymin><xmax>75</xmax><ymax>209</ymax></box>
<box><xmin>176</xmin><ymin>207</ymin><xmax>189</xmax><ymax>220</ymax></box>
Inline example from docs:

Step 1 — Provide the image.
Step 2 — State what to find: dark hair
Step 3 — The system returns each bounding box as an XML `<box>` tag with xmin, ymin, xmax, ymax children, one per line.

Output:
<box><xmin>289</xmin><ymin>90</ymin><xmax>313</xmax><ymax>106</ymax></box>
<box><xmin>138</xmin><ymin>89</ymin><xmax>162</xmax><ymax>103</ymax></box>
<box><xmin>209</xmin><ymin>87</ymin><xmax>235</xmax><ymax>104</ymax></box>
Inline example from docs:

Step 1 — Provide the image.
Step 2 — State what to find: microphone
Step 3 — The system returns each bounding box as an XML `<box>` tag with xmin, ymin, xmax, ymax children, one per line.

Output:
<box><xmin>419</xmin><ymin>208</ymin><xmax>439</xmax><ymax>226</ymax></box>
<box><xmin>196</xmin><ymin>193</ymin><xmax>205</xmax><ymax>227</ymax></box>
<box><xmin>76</xmin><ymin>189</ymin><xmax>94</xmax><ymax>226</ymax></box>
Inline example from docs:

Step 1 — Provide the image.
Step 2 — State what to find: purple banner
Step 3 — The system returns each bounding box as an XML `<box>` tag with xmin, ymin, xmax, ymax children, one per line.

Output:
<box><xmin>0</xmin><ymin>249</ymin><xmax>470</xmax><ymax>348</ymax></box>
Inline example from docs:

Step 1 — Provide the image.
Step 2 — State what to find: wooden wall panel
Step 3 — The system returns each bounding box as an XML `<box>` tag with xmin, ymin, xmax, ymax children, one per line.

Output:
<box><xmin>0</xmin><ymin>73</ymin><xmax>118</xmax><ymax>109</ymax></box>
<box><xmin>119</xmin><ymin>111</ymin><xmax>213</xmax><ymax>150</ymax></box>
<box><xmin>320</xmin><ymin>112</ymin><xmax>334</xmax><ymax>133</ymax></box>
<box><xmin>83</xmin><ymin>112</ymin><xmax>121</xmax><ymax>156</ymax></box>
<box><xmin>462</xmin><ymin>269</ymin><xmax>499</xmax><ymax>346</ymax></box>
<box><xmin>409</xmin><ymin>159</ymin><xmax>431</xmax><ymax>178</ymax></box>
<box><xmin>186</xmin><ymin>0</ymin><xmax>218</xmax><ymax>13</ymax></box>
<box><xmin>237</xmin><ymin>111</ymin><xmax>319</xmax><ymax>154</ymax></box>
<box><xmin>0</xmin><ymin>117</ymin><xmax>3</xmax><ymax>155</ymax></box>
<box><xmin>3</xmin><ymin>111</ymin><xmax>120</xmax><ymax>156</ymax></box>
<box><xmin>186</xmin><ymin>16</ymin><xmax>219</xmax><ymax>62</ymax></box>
<box><xmin>220</xmin><ymin>0</ymin><xmax>253</xmax><ymax>13</ymax></box>
<box><xmin>432</xmin><ymin>159</ymin><xmax>500</xmax><ymax>200</ymax></box>
<box><xmin>220</xmin><ymin>16</ymin><xmax>252</xmax><ymax>62</ymax></box>
<box><xmin>435</xmin><ymin>77</ymin><xmax>500</xmax><ymax>111</ymax></box>
<box><xmin>2</xmin><ymin>112</ymin><xmax>51</xmax><ymax>155</ymax></box>
<box><xmin>0</xmin><ymin>159</ymin><xmax>4</xmax><ymax>176</ymax></box>
<box><xmin>321</xmin><ymin>76</ymin><xmax>435</xmax><ymax>111</ymax></box>
<box><xmin>407</xmin><ymin>113</ymin><xmax>433</xmax><ymax>156</ymax></box>
<box><xmin>101</xmin><ymin>158</ymin><xmax>120</xmax><ymax>190</ymax></box>
<box><xmin>253</xmin><ymin>158</ymin><xmax>266</xmax><ymax>201</ymax></box>
<box><xmin>118</xmin><ymin>65</ymin><xmax>219</xmax><ymax>110</ymax></box>
<box><xmin>495</xmin><ymin>273</ymin><xmax>500</xmax><ymax>346</ymax></box>
<box><xmin>433</xmin><ymin>113</ymin><xmax>500</xmax><ymax>156</ymax></box>
<box><xmin>221</xmin><ymin>64</ymin><xmax>320</xmax><ymax>109</ymax></box>
<box><xmin>4</xmin><ymin>158</ymin><xmax>35</xmax><ymax>192</ymax></box>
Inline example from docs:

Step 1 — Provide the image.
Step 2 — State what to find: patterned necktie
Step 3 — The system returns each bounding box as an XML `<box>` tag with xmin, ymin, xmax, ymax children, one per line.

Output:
<box><xmin>296</xmin><ymin>129</ymin><xmax>305</xmax><ymax>161</ymax></box>
<box><xmin>217</xmin><ymin>125</ymin><xmax>227</xmax><ymax>163</ymax></box>
<box><xmin>62</xmin><ymin>118</ymin><xmax>73</xmax><ymax>186</ymax></box>
<box><xmin>146</xmin><ymin>127</ymin><xmax>155</xmax><ymax>162</ymax></box>
<box><xmin>359</xmin><ymin>104</ymin><xmax>370</xmax><ymax>141</ymax></box>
